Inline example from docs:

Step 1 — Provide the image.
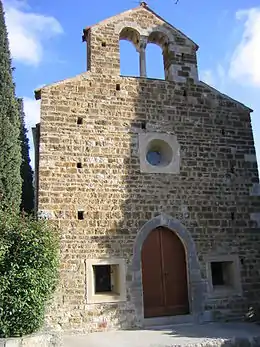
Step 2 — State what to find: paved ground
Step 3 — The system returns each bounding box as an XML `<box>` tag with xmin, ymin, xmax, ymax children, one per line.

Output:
<box><xmin>62</xmin><ymin>322</ymin><xmax>260</xmax><ymax>347</ymax></box>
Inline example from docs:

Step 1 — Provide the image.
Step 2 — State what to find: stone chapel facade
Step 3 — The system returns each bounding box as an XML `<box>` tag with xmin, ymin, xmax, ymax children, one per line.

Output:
<box><xmin>33</xmin><ymin>3</ymin><xmax>260</xmax><ymax>332</ymax></box>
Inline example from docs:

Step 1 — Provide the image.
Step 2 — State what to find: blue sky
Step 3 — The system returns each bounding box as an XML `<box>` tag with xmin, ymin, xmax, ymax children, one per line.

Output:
<box><xmin>2</xmin><ymin>0</ymin><xmax>260</xmax><ymax>169</ymax></box>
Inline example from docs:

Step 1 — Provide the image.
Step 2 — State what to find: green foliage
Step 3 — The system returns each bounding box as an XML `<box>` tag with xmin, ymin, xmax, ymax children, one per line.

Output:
<box><xmin>18</xmin><ymin>99</ymin><xmax>34</xmax><ymax>213</ymax></box>
<box><xmin>0</xmin><ymin>210</ymin><xmax>59</xmax><ymax>337</ymax></box>
<box><xmin>0</xmin><ymin>1</ymin><xmax>22</xmax><ymax>211</ymax></box>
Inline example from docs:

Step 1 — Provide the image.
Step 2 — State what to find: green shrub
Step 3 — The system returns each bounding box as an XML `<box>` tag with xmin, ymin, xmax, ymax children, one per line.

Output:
<box><xmin>0</xmin><ymin>210</ymin><xmax>59</xmax><ymax>337</ymax></box>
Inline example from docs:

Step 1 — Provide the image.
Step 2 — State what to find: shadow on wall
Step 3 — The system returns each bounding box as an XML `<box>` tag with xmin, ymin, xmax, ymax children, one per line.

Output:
<box><xmin>94</xmin><ymin>74</ymin><xmax>202</xmax><ymax>329</ymax></box>
<box><xmin>80</xmin><ymin>21</ymin><xmax>199</xmax><ymax>330</ymax></box>
<box><xmin>77</xmin><ymin>78</ymin><xmax>182</xmax><ymax>330</ymax></box>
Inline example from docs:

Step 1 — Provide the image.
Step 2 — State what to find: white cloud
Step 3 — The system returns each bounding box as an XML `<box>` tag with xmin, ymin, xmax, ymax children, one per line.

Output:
<box><xmin>199</xmin><ymin>8</ymin><xmax>260</xmax><ymax>172</ymax></box>
<box><xmin>3</xmin><ymin>1</ymin><xmax>63</xmax><ymax>65</ymax></box>
<box><xmin>200</xmin><ymin>69</ymin><xmax>216</xmax><ymax>86</ymax></box>
<box><xmin>200</xmin><ymin>64</ymin><xmax>226</xmax><ymax>92</ymax></box>
<box><xmin>23</xmin><ymin>97</ymin><xmax>41</xmax><ymax>169</ymax></box>
<box><xmin>229</xmin><ymin>7</ymin><xmax>260</xmax><ymax>87</ymax></box>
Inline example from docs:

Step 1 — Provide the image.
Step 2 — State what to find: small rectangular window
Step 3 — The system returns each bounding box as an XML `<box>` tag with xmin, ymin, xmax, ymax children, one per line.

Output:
<box><xmin>77</xmin><ymin>117</ymin><xmax>83</xmax><ymax>125</ymax></box>
<box><xmin>94</xmin><ymin>265</ymin><xmax>112</xmax><ymax>293</ymax></box>
<box><xmin>86</xmin><ymin>260</ymin><xmax>126</xmax><ymax>304</ymax></box>
<box><xmin>77</xmin><ymin>162</ymin><xmax>82</xmax><ymax>169</ymax></box>
<box><xmin>78</xmin><ymin>211</ymin><xmax>84</xmax><ymax>220</ymax></box>
<box><xmin>211</xmin><ymin>261</ymin><xmax>234</xmax><ymax>287</ymax></box>
<box><xmin>207</xmin><ymin>255</ymin><xmax>242</xmax><ymax>298</ymax></box>
<box><xmin>92</xmin><ymin>264</ymin><xmax>121</xmax><ymax>295</ymax></box>
<box><xmin>141</xmin><ymin>121</ymin><xmax>146</xmax><ymax>130</ymax></box>
<box><xmin>116</xmin><ymin>84</ymin><xmax>120</xmax><ymax>91</ymax></box>
<box><xmin>211</xmin><ymin>262</ymin><xmax>224</xmax><ymax>286</ymax></box>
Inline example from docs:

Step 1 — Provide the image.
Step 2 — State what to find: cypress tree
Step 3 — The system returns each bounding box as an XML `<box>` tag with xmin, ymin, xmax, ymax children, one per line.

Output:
<box><xmin>0</xmin><ymin>1</ymin><xmax>22</xmax><ymax>211</ymax></box>
<box><xmin>18</xmin><ymin>99</ymin><xmax>34</xmax><ymax>213</ymax></box>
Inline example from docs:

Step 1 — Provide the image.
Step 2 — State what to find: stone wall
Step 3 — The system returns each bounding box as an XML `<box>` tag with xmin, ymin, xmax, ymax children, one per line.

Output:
<box><xmin>36</xmin><ymin>4</ymin><xmax>260</xmax><ymax>333</ymax></box>
<box><xmin>0</xmin><ymin>332</ymin><xmax>61</xmax><ymax>347</ymax></box>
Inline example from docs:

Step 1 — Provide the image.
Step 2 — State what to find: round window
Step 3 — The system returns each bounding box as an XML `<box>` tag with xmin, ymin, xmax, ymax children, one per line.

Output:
<box><xmin>145</xmin><ymin>139</ymin><xmax>173</xmax><ymax>167</ymax></box>
<box><xmin>146</xmin><ymin>150</ymin><xmax>162</xmax><ymax>166</ymax></box>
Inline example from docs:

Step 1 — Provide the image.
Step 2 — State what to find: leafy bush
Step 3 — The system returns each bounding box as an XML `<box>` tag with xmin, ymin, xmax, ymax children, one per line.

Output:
<box><xmin>0</xmin><ymin>210</ymin><xmax>59</xmax><ymax>337</ymax></box>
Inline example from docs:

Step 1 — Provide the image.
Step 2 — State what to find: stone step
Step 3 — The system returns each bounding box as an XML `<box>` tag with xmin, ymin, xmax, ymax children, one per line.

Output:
<box><xmin>143</xmin><ymin>314</ymin><xmax>194</xmax><ymax>328</ymax></box>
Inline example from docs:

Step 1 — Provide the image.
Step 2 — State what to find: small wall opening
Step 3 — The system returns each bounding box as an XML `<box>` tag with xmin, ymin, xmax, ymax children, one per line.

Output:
<box><xmin>119</xmin><ymin>40</ymin><xmax>139</xmax><ymax>77</ymax></box>
<box><xmin>119</xmin><ymin>27</ymin><xmax>140</xmax><ymax>77</ymax></box>
<box><xmin>146</xmin><ymin>31</ymin><xmax>169</xmax><ymax>80</ymax></box>
<box><xmin>146</xmin><ymin>139</ymin><xmax>173</xmax><ymax>167</ymax></box>
<box><xmin>86</xmin><ymin>259</ymin><xmax>126</xmax><ymax>303</ymax></box>
<box><xmin>211</xmin><ymin>261</ymin><xmax>234</xmax><ymax>288</ymax></box>
<box><xmin>206</xmin><ymin>255</ymin><xmax>242</xmax><ymax>298</ymax></box>
<box><xmin>78</xmin><ymin>211</ymin><xmax>84</xmax><ymax>220</ymax></box>
<box><xmin>139</xmin><ymin>133</ymin><xmax>180</xmax><ymax>174</ymax></box>
<box><xmin>77</xmin><ymin>117</ymin><xmax>83</xmax><ymax>125</ymax></box>
<box><xmin>93</xmin><ymin>265</ymin><xmax>112</xmax><ymax>293</ymax></box>
<box><xmin>146</xmin><ymin>43</ymin><xmax>165</xmax><ymax>79</ymax></box>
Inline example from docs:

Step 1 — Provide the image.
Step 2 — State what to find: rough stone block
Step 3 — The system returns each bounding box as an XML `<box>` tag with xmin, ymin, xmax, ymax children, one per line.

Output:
<box><xmin>250</xmin><ymin>213</ymin><xmax>260</xmax><ymax>227</ymax></box>
<box><xmin>250</xmin><ymin>184</ymin><xmax>260</xmax><ymax>196</ymax></box>
<box><xmin>245</xmin><ymin>154</ymin><xmax>257</xmax><ymax>162</ymax></box>
<box><xmin>0</xmin><ymin>334</ymin><xmax>62</xmax><ymax>347</ymax></box>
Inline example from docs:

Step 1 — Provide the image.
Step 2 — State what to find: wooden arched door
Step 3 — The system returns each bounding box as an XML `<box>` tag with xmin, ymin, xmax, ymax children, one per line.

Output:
<box><xmin>141</xmin><ymin>227</ymin><xmax>189</xmax><ymax>318</ymax></box>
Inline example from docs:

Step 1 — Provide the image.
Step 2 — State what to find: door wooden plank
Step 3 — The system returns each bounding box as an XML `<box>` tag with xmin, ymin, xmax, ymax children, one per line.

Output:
<box><xmin>141</xmin><ymin>229</ymin><xmax>165</xmax><ymax>318</ymax></box>
<box><xmin>160</xmin><ymin>228</ymin><xmax>189</xmax><ymax>316</ymax></box>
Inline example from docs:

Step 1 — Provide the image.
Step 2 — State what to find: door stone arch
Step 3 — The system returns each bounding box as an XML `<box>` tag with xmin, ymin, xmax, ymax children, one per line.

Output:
<box><xmin>130</xmin><ymin>214</ymin><xmax>206</xmax><ymax>326</ymax></box>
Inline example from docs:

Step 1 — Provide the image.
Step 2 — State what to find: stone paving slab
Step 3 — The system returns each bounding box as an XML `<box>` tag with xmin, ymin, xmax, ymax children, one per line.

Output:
<box><xmin>63</xmin><ymin>323</ymin><xmax>260</xmax><ymax>347</ymax></box>
<box><xmin>1</xmin><ymin>323</ymin><xmax>260</xmax><ymax>347</ymax></box>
